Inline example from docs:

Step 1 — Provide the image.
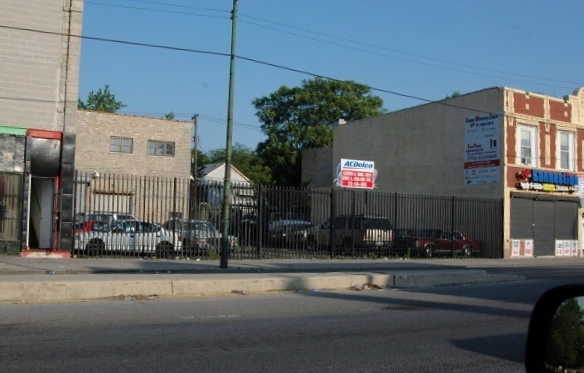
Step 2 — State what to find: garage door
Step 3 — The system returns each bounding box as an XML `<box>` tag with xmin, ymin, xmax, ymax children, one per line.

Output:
<box><xmin>510</xmin><ymin>194</ymin><xmax>578</xmax><ymax>257</ymax></box>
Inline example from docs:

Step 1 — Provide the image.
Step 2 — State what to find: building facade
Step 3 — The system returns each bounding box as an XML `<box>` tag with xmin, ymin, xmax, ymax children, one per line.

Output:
<box><xmin>76</xmin><ymin>110</ymin><xmax>192</xmax><ymax>178</ymax></box>
<box><xmin>74</xmin><ymin>111</ymin><xmax>193</xmax><ymax>224</ymax></box>
<box><xmin>333</xmin><ymin>86</ymin><xmax>584</xmax><ymax>258</ymax></box>
<box><xmin>0</xmin><ymin>0</ymin><xmax>83</xmax><ymax>253</ymax></box>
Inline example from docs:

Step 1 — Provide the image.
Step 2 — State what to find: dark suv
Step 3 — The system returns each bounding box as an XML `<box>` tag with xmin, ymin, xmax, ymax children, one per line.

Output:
<box><xmin>291</xmin><ymin>215</ymin><xmax>394</xmax><ymax>253</ymax></box>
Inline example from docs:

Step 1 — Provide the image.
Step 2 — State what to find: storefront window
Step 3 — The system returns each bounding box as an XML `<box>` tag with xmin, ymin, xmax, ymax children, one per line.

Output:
<box><xmin>0</xmin><ymin>173</ymin><xmax>22</xmax><ymax>242</ymax></box>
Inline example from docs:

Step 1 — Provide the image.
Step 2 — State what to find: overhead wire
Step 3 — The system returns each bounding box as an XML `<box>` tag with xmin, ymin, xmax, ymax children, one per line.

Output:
<box><xmin>85</xmin><ymin>0</ymin><xmax>582</xmax><ymax>89</ymax></box>
<box><xmin>0</xmin><ymin>22</ymin><xmax>578</xmax><ymax>120</ymax></box>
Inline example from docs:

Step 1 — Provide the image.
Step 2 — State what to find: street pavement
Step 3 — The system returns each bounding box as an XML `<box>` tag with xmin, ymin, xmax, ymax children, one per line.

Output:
<box><xmin>1</xmin><ymin>254</ymin><xmax>583</xmax><ymax>303</ymax></box>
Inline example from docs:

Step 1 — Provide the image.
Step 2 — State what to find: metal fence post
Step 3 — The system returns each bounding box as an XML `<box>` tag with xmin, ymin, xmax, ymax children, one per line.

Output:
<box><xmin>256</xmin><ymin>184</ymin><xmax>263</xmax><ymax>259</ymax></box>
<box><xmin>329</xmin><ymin>187</ymin><xmax>336</xmax><ymax>258</ymax></box>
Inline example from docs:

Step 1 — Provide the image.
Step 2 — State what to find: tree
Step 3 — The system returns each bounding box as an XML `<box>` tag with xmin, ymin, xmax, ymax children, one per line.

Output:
<box><xmin>205</xmin><ymin>143</ymin><xmax>271</xmax><ymax>185</ymax></box>
<box><xmin>546</xmin><ymin>298</ymin><xmax>584</xmax><ymax>369</ymax></box>
<box><xmin>164</xmin><ymin>112</ymin><xmax>175</xmax><ymax>120</ymax></box>
<box><xmin>78</xmin><ymin>84</ymin><xmax>126</xmax><ymax>112</ymax></box>
<box><xmin>253</xmin><ymin>77</ymin><xmax>385</xmax><ymax>186</ymax></box>
<box><xmin>444</xmin><ymin>91</ymin><xmax>461</xmax><ymax>99</ymax></box>
<box><xmin>192</xmin><ymin>149</ymin><xmax>211</xmax><ymax>179</ymax></box>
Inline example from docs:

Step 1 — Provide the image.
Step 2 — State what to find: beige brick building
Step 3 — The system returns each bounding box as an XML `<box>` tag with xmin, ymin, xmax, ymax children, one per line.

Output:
<box><xmin>76</xmin><ymin>110</ymin><xmax>192</xmax><ymax>178</ymax></box>
<box><xmin>0</xmin><ymin>0</ymin><xmax>83</xmax><ymax>253</ymax></box>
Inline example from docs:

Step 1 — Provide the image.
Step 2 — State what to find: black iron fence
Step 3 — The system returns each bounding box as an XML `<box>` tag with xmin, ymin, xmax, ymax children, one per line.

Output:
<box><xmin>72</xmin><ymin>171</ymin><xmax>503</xmax><ymax>260</ymax></box>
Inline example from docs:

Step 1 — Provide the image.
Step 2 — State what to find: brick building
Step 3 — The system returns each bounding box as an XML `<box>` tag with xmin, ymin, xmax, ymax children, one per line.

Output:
<box><xmin>0</xmin><ymin>0</ymin><xmax>83</xmax><ymax>253</ymax></box>
<box><xmin>332</xmin><ymin>86</ymin><xmax>584</xmax><ymax>258</ymax></box>
<box><xmin>76</xmin><ymin>110</ymin><xmax>192</xmax><ymax>178</ymax></box>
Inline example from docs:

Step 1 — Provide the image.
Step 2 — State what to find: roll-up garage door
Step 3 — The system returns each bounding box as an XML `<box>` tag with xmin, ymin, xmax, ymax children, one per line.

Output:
<box><xmin>533</xmin><ymin>200</ymin><xmax>555</xmax><ymax>256</ymax></box>
<box><xmin>555</xmin><ymin>201</ymin><xmax>578</xmax><ymax>239</ymax></box>
<box><xmin>510</xmin><ymin>193</ymin><xmax>579</xmax><ymax>257</ymax></box>
<box><xmin>510</xmin><ymin>197</ymin><xmax>532</xmax><ymax>238</ymax></box>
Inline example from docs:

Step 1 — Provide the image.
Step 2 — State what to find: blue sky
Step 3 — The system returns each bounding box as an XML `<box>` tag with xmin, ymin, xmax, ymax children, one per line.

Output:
<box><xmin>79</xmin><ymin>0</ymin><xmax>584</xmax><ymax>153</ymax></box>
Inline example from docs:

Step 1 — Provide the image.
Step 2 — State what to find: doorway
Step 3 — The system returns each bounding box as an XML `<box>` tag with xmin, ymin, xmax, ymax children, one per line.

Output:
<box><xmin>28</xmin><ymin>177</ymin><xmax>55</xmax><ymax>249</ymax></box>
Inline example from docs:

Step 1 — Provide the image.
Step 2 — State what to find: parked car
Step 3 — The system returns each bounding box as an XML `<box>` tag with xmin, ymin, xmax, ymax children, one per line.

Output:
<box><xmin>392</xmin><ymin>228</ymin><xmax>420</xmax><ymax>255</ymax></box>
<box><xmin>413</xmin><ymin>229</ymin><xmax>481</xmax><ymax>258</ymax></box>
<box><xmin>76</xmin><ymin>211</ymin><xmax>138</xmax><ymax>225</ymax></box>
<box><xmin>74</xmin><ymin>219</ymin><xmax>181</xmax><ymax>258</ymax></box>
<box><xmin>162</xmin><ymin>218</ymin><xmax>238</xmax><ymax>254</ymax></box>
<box><xmin>74</xmin><ymin>211</ymin><xmax>138</xmax><ymax>233</ymax></box>
<box><xmin>267</xmin><ymin>221</ymin><xmax>313</xmax><ymax>248</ymax></box>
<box><xmin>288</xmin><ymin>215</ymin><xmax>394</xmax><ymax>253</ymax></box>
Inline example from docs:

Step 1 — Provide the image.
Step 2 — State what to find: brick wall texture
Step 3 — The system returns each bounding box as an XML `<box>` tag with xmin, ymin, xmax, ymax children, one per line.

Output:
<box><xmin>76</xmin><ymin>110</ymin><xmax>192</xmax><ymax>179</ymax></box>
<box><xmin>0</xmin><ymin>0</ymin><xmax>82</xmax><ymax>132</ymax></box>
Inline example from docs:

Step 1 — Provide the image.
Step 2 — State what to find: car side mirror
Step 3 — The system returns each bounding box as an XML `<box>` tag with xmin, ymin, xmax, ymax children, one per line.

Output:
<box><xmin>525</xmin><ymin>284</ymin><xmax>584</xmax><ymax>372</ymax></box>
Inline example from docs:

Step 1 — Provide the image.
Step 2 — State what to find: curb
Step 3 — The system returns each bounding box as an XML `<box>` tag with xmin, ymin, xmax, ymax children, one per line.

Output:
<box><xmin>0</xmin><ymin>270</ymin><xmax>524</xmax><ymax>303</ymax></box>
<box><xmin>20</xmin><ymin>250</ymin><xmax>71</xmax><ymax>259</ymax></box>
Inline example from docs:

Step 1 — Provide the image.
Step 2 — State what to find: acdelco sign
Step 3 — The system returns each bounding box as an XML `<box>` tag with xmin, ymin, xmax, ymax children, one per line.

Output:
<box><xmin>337</xmin><ymin>158</ymin><xmax>376</xmax><ymax>189</ymax></box>
<box><xmin>342</xmin><ymin>160</ymin><xmax>374</xmax><ymax>169</ymax></box>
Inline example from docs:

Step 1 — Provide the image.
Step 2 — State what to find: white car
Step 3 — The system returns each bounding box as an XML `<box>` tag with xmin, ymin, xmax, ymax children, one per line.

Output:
<box><xmin>74</xmin><ymin>219</ymin><xmax>181</xmax><ymax>258</ymax></box>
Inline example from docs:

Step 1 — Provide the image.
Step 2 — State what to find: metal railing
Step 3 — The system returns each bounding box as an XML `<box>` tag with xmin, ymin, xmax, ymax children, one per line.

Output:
<box><xmin>72</xmin><ymin>171</ymin><xmax>504</xmax><ymax>260</ymax></box>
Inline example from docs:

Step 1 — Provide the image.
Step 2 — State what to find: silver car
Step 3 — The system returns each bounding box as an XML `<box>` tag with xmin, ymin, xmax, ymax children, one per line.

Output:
<box><xmin>162</xmin><ymin>219</ymin><xmax>238</xmax><ymax>253</ymax></box>
<box><xmin>74</xmin><ymin>219</ymin><xmax>181</xmax><ymax>258</ymax></box>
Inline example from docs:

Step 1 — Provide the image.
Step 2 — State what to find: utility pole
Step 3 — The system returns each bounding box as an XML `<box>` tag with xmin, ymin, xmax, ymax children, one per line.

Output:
<box><xmin>191</xmin><ymin>114</ymin><xmax>199</xmax><ymax>220</ymax></box>
<box><xmin>220</xmin><ymin>0</ymin><xmax>238</xmax><ymax>269</ymax></box>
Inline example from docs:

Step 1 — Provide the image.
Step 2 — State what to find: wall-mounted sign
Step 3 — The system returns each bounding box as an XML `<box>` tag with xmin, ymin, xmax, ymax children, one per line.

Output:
<box><xmin>335</xmin><ymin>158</ymin><xmax>376</xmax><ymax>189</ymax></box>
<box><xmin>464</xmin><ymin>114</ymin><xmax>500</xmax><ymax>185</ymax></box>
<box><xmin>516</xmin><ymin>169</ymin><xmax>578</xmax><ymax>193</ymax></box>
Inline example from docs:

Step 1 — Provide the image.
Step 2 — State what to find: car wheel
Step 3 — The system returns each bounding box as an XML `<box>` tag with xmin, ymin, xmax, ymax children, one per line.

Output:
<box><xmin>156</xmin><ymin>242</ymin><xmax>174</xmax><ymax>259</ymax></box>
<box><xmin>86</xmin><ymin>239</ymin><xmax>105</xmax><ymax>256</ymax></box>
<box><xmin>425</xmin><ymin>246</ymin><xmax>435</xmax><ymax>258</ymax></box>
<box><xmin>463</xmin><ymin>246</ymin><xmax>473</xmax><ymax>258</ymax></box>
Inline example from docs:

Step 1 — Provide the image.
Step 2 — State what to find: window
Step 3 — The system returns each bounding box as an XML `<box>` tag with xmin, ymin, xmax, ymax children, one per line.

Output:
<box><xmin>147</xmin><ymin>141</ymin><xmax>175</xmax><ymax>157</ymax></box>
<box><xmin>110</xmin><ymin>137</ymin><xmax>133</xmax><ymax>154</ymax></box>
<box><xmin>558</xmin><ymin>131</ymin><xmax>575</xmax><ymax>171</ymax></box>
<box><xmin>519</xmin><ymin>126</ymin><xmax>537</xmax><ymax>166</ymax></box>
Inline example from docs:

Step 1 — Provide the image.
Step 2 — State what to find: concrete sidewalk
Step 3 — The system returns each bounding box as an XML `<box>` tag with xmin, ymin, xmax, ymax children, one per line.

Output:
<box><xmin>0</xmin><ymin>255</ymin><xmax>579</xmax><ymax>303</ymax></box>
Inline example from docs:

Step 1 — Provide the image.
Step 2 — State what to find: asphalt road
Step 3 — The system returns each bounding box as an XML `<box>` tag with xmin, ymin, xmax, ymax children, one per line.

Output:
<box><xmin>2</xmin><ymin>278</ymin><xmax>581</xmax><ymax>372</ymax></box>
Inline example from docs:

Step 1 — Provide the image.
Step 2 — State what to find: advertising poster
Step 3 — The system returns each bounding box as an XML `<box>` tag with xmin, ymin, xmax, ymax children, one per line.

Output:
<box><xmin>336</xmin><ymin>159</ymin><xmax>376</xmax><ymax>190</ymax></box>
<box><xmin>571</xmin><ymin>240</ymin><xmax>579</xmax><ymax>257</ymax></box>
<box><xmin>511</xmin><ymin>240</ymin><xmax>520</xmax><ymax>257</ymax></box>
<box><xmin>555</xmin><ymin>240</ymin><xmax>563</xmax><ymax>256</ymax></box>
<box><xmin>524</xmin><ymin>240</ymin><xmax>534</xmax><ymax>256</ymax></box>
<box><xmin>563</xmin><ymin>240</ymin><xmax>571</xmax><ymax>256</ymax></box>
<box><xmin>464</xmin><ymin>114</ymin><xmax>500</xmax><ymax>185</ymax></box>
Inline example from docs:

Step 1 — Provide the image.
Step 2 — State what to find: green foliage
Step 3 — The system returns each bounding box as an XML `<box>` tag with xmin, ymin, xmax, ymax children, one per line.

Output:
<box><xmin>193</xmin><ymin>149</ymin><xmax>211</xmax><ymax>179</ymax></box>
<box><xmin>164</xmin><ymin>112</ymin><xmax>175</xmax><ymax>120</ymax></box>
<box><xmin>78</xmin><ymin>84</ymin><xmax>126</xmax><ymax>113</ymax></box>
<box><xmin>444</xmin><ymin>91</ymin><xmax>461</xmax><ymax>99</ymax></box>
<box><xmin>546</xmin><ymin>298</ymin><xmax>584</xmax><ymax>369</ymax></box>
<box><xmin>206</xmin><ymin>247</ymin><xmax>220</xmax><ymax>260</ymax></box>
<box><xmin>203</xmin><ymin>143</ymin><xmax>272</xmax><ymax>185</ymax></box>
<box><xmin>253</xmin><ymin>77</ymin><xmax>385</xmax><ymax>186</ymax></box>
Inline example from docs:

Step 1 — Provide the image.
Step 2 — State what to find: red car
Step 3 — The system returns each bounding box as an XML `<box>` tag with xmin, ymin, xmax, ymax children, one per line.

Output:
<box><xmin>413</xmin><ymin>229</ymin><xmax>481</xmax><ymax>258</ymax></box>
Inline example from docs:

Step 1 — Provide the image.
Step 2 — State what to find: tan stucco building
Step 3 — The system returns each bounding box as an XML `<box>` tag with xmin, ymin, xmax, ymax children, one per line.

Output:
<box><xmin>333</xmin><ymin>86</ymin><xmax>584</xmax><ymax>258</ymax></box>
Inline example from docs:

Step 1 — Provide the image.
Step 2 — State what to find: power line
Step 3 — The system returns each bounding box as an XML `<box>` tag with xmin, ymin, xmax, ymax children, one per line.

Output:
<box><xmin>0</xmin><ymin>23</ymin><xmax>572</xmax><ymax>117</ymax></box>
<box><xmin>84</xmin><ymin>0</ymin><xmax>228</xmax><ymax>18</ymax></box>
<box><xmin>84</xmin><ymin>0</ymin><xmax>582</xmax><ymax>88</ymax></box>
<box><xmin>238</xmin><ymin>15</ymin><xmax>582</xmax><ymax>87</ymax></box>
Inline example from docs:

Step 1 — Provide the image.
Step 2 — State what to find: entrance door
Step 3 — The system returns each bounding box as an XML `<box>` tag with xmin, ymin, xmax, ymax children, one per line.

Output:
<box><xmin>28</xmin><ymin>177</ymin><xmax>55</xmax><ymax>249</ymax></box>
